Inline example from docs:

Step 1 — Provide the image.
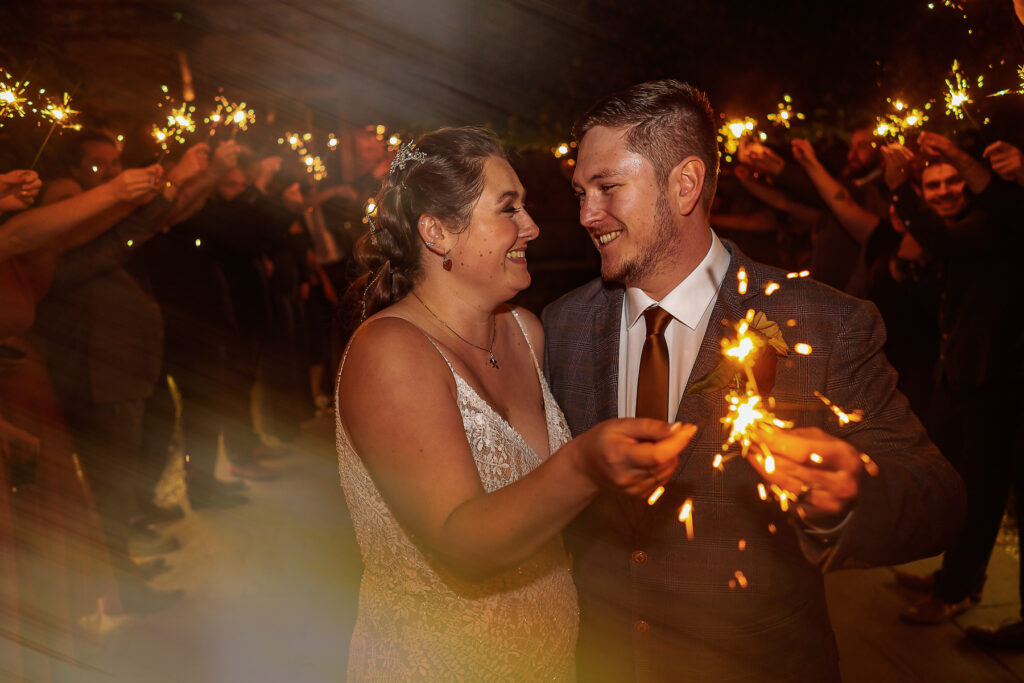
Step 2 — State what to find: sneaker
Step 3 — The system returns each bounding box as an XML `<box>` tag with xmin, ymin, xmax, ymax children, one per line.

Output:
<box><xmin>966</xmin><ymin>620</ymin><xmax>1024</xmax><ymax>650</ymax></box>
<box><xmin>899</xmin><ymin>595</ymin><xmax>973</xmax><ymax>625</ymax></box>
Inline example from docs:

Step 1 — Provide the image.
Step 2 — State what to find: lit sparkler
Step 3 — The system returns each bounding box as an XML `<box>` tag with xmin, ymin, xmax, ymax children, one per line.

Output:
<box><xmin>943</xmin><ymin>60</ymin><xmax>972</xmax><ymax>121</ymax></box>
<box><xmin>766</xmin><ymin>95</ymin><xmax>805</xmax><ymax>129</ymax></box>
<box><xmin>152</xmin><ymin>86</ymin><xmax>197</xmax><ymax>152</ymax></box>
<box><xmin>204</xmin><ymin>94</ymin><xmax>255</xmax><ymax>136</ymax></box>
<box><xmin>988</xmin><ymin>65</ymin><xmax>1024</xmax><ymax>98</ymax></box>
<box><xmin>30</xmin><ymin>90</ymin><xmax>82</xmax><ymax>169</ymax></box>
<box><xmin>718</xmin><ymin>116</ymin><xmax>758</xmax><ymax>157</ymax></box>
<box><xmin>0</xmin><ymin>71</ymin><xmax>31</xmax><ymax>123</ymax></box>
<box><xmin>38</xmin><ymin>92</ymin><xmax>81</xmax><ymax>130</ymax></box>
<box><xmin>874</xmin><ymin>98</ymin><xmax>929</xmax><ymax>145</ymax></box>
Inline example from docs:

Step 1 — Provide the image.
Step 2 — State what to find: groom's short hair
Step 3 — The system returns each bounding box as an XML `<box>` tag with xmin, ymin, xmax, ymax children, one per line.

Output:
<box><xmin>573</xmin><ymin>79</ymin><xmax>719</xmax><ymax>210</ymax></box>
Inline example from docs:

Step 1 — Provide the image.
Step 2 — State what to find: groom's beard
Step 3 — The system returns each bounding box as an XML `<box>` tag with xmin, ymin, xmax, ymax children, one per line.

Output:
<box><xmin>601</xmin><ymin>192</ymin><xmax>678</xmax><ymax>287</ymax></box>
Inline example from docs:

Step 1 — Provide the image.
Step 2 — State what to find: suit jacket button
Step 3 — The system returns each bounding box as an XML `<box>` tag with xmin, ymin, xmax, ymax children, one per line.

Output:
<box><xmin>631</xmin><ymin>550</ymin><xmax>647</xmax><ymax>565</ymax></box>
<box><xmin>634</xmin><ymin>620</ymin><xmax>650</xmax><ymax>634</ymax></box>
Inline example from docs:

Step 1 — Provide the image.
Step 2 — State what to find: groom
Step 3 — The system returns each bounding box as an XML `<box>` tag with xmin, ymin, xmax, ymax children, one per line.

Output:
<box><xmin>542</xmin><ymin>79</ymin><xmax>966</xmax><ymax>681</ymax></box>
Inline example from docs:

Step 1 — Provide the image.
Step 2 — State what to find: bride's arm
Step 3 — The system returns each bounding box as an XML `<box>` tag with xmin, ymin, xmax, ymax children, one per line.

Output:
<box><xmin>339</xmin><ymin>317</ymin><xmax>694</xmax><ymax>581</ymax></box>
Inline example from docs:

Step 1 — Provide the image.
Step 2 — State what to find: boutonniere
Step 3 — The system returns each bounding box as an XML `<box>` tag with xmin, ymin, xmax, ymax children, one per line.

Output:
<box><xmin>688</xmin><ymin>310</ymin><xmax>789</xmax><ymax>396</ymax></box>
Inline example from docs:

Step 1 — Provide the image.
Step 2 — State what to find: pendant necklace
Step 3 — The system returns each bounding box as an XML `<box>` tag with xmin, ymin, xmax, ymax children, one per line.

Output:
<box><xmin>411</xmin><ymin>291</ymin><xmax>499</xmax><ymax>369</ymax></box>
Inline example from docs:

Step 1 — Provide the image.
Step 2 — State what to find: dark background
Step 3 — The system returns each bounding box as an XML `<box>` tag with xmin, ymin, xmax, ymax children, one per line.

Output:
<box><xmin>1</xmin><ymin>0</ymin><xmax>1023</xmax><ymax>150</ymax></box>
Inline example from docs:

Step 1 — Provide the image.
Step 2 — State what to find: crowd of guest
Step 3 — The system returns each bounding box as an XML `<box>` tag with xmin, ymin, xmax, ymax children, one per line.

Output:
<box><xmin>0</xmin><ymin>123</ymin><xmax>391</xmax><ymax>680</ymax></box>
<box><xmin>2</xmin><ymin>100</ymin><xmax>1024</xmax><ymax>679</ymax></box>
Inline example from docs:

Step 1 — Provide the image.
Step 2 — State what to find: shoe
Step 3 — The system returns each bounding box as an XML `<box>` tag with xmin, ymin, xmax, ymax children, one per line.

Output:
<box><xmin>893</xmin><ymin>569</ymin><xmax>935</xmax><ymax>593</ymax></box>
<box><xmin>899</xmin><ymin>595</ymin><xmax>973</xmax><ymax>625</ymax></box>
<box><xmin>966</xmin><ymin>620</ymin><xmax>1024</xmax><ymax>650</ymax></box>
<box><xmin>189</xmin><ymin>472</ymin><xmax>248</xmax><ymax>494</ymax></box>
<box><xmin>118</xmin><ymin>577</ymin><xmax>184</xmax><ymax>615</ymax></box>
<box><xmin>128</xmin><ymin>527</ymin><xmax>182</xmax><ymax>557</ymax></box>
<box><xmin>893</xmin><ymin>569</ymin><xmax>982</xmax><ymax>603</ymax></box>
<box><xmin>229</xmin><ymin>461</ymin><xmax>280</xmax><ymax>481</ymax></box>
<box><xmin>136</xmin><ymin>503</ymin><xmax>186</xmax><ymax>525</ymax></box>
<box><xmin>189</xmin><ymin>489</ymin><xmax>250</xmax><ymax>510</ymax></box>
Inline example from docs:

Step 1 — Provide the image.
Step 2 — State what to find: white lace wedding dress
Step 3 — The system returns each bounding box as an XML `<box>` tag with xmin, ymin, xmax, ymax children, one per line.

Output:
<box><xmin>336</xmin><ymin>310</ymin><xmax>578</xmax><ymax>681</ymax></box>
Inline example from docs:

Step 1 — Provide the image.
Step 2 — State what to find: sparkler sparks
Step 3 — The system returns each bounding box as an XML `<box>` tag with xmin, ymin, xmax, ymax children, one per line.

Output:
<box><xmin>152</xmin><ymin>86</ymin><xmax>197</xmax><ymax>151</ymax></box>
<box><xmin>813</xmin><ymin>391</ymin><xmax>863</xmax><ymax>425</ymax></box>
<box><xmin>647</xmin><ymin>486</ymin><xmax>665</xmax><ymax>506</ymax></box>
<box><xmin>944</xmin><ymin>60</ymin><xmax>972</xmax><ymax>120</ymax></box>
<box><xmin>718</xmin><ymin>116</ymin><xmax>757</xmax><ymax>156</ymax></box>
<box><xmin>204</xmin><ymin>94</ymin><xmax>255</xmax><ymax>136</ymax></box>
<box><xmin>0</xmin><ymin>71</ymin><xmax>31</xmax><ymax>123</ymax></box>
<box><xmin>38</xmin><ymin>92</ymin><xmax>81</xmax><ymax>130</ymax></box>
<box><xmin>874</xmin><ymin>98</ymin><xmax>929</xmax><ymax>145</ymax></box>
<box><xmin>678</xmin><ymin>499</ymin><xmax>695</xmax><ymax>540</ymax></box>
<box><xmin>766</xmin><ymin>94</ymin><xmax>805</xmax><ymax>129</ymax></box>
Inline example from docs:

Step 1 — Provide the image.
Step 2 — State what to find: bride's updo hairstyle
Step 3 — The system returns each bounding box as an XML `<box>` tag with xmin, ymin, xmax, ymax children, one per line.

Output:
<box><xmin>353</xmin><ymin>126</ymin><xmax>505</xmax><ymax>321</ymax></box>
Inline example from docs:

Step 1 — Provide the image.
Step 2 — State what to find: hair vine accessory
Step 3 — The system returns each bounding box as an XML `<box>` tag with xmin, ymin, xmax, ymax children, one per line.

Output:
<box><xmin>360</xmin><ymin>260</ymin><xmax>391</xmax><ymax>321</ymax></box>
<box><xmin>411</xmin><ymin>291</ymin><xmax>499</xmax><ymax>369</ymax></box>
<box><xmin>390</xmin><ymin>140</ymin><xmax>427</xmax><ymax>175</ymax></box>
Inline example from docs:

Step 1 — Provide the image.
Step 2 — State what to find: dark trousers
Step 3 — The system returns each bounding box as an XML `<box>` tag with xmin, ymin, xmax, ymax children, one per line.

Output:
<box><xmin>68</xmin><ymin>398</ymin><xmax>145</xmax><ymax>570</ymax></box>
<box><xmin>931</xmin><ymin>383</ymin><xmax>1024</xmax><ymax>611</ymax></box>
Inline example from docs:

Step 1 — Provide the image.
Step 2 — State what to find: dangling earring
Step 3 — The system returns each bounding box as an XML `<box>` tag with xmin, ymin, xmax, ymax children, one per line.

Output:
<box><xmin>424</xmin><ymin>241</ymin><xmax>453</xmax><ymax>272</ymax></box>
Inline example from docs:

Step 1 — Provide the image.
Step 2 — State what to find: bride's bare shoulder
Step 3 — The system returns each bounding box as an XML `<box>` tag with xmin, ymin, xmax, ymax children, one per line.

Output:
<box><xmin>340</xmin><ymin>315</ymin><xmax>452</xmax><ymax>389</ymax></box>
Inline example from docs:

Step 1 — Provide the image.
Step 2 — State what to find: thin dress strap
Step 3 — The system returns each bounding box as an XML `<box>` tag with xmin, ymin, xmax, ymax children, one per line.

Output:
<box><xmin>509</xmin><ymin>308</ymin><xmax>543</xmax><ymax>377</ymax></box>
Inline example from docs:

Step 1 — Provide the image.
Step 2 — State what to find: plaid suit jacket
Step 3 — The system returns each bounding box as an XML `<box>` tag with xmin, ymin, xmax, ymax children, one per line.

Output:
<box><xmin>542</xmin><ymin>241</ymin><xmax>965</xmax><ymax>682</ymax></box>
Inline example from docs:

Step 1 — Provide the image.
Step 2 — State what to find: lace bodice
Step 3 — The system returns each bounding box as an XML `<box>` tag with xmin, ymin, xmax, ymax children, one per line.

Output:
<box><xmin>336</xmin><ymin>310</ymin><xmax>578</xmax><ymax>681</ymax></box>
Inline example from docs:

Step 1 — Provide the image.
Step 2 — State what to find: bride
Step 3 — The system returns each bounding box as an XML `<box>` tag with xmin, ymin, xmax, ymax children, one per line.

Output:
<box><xmin>336</xmin><ymin>127</ymin><xmax>695</xmax><ymax>680</ymax></box>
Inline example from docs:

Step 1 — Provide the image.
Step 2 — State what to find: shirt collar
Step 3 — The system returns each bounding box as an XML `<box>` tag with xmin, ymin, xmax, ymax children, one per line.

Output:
<box><xmin>625</xmin><ymin>231</ymin><xmax>731</xmax><ymax>330</ymax></box>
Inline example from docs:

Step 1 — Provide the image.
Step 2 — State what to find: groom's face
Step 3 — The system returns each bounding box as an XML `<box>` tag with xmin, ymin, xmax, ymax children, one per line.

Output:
<box><xmin>573</xmin><ymin>125</ymin><xmax>678</xmax><ymax>288</ymax></box>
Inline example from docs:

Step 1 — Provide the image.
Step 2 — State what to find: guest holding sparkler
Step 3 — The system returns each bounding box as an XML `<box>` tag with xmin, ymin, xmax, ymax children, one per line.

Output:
<box><xmin>33</xmin><ymin>132</ymin><xmax>213</xmax><ymax>612</ymax></box>
<box><xmin>881</xmin><ymin>133</ymin><xmax>1024</xmax><ymax>636</ymax></box>
<box><xmin>0</xmin><ymin>153</ymin><xmax>178</xmax><ymax>676</ymax></box>
<box><xmin>336</xmin><ymin>126</ymin><xmax>694</xmax><ymax>680</ymax></box>
<box><xmin>543</xmin><ymin>79</ymin><xmax>965</xmax><ymax>682</ymax></box>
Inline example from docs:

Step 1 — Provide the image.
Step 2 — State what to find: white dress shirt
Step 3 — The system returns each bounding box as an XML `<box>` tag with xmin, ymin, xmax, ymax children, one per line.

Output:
<box><xmin>617</xmin><ymin>232</ymin><xmax>731</xmax><ymax>422</ymax></box>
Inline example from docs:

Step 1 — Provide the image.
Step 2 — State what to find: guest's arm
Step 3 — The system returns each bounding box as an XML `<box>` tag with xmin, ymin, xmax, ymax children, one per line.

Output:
<box><xmin>791</xmin><ymin>139</ymin><xmax>880</xmax><ymax>246</ymax></box>
<box><xmin>0</xmin><ymin>168</ymin><xmax>162</xmax><ymax>262</ymax></box>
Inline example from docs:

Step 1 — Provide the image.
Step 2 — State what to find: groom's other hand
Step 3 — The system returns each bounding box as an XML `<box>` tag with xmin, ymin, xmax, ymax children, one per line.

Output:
<box><xmin>748</xmin><ymin>426</ymin><xmax>864</xmax><ymax>523</ymax></box>
<box><xmin>574</xmin><ymin>420</ymin><xmax>697</xmax><ymax>496</ymax></box>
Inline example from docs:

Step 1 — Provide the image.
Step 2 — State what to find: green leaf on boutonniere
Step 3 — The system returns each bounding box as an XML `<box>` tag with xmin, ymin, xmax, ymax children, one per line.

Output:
<box><xmin>686</xmin><ymin>358</ymin><xmax>739</xmax><ymax>395</ymax></box>
<box><xmin>688</xmin><ymin>311</ymin><xmax>788</xmax><ymax>395</ymax></box>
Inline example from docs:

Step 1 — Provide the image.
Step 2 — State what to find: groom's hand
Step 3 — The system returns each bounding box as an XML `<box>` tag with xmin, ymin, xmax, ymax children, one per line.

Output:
<box><xmin>575</xmin><ymin>419</ymin><xmax>697</xmax><ymax>496</ymax></box>
<box><xmin>748</xmin><ymin>426</ymin><xmax>864</xmax><ymax>522</ymax></box>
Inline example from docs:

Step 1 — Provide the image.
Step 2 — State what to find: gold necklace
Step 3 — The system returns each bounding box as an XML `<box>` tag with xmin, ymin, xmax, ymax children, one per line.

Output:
<box><xmin>411</xmin><ymin>291</ymin><xmax>499</xmax><ymax>369</ymax></box>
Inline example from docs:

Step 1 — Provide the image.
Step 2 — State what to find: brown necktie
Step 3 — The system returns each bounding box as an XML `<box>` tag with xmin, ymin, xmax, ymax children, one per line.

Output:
<box><xmin>635</xmin><ymin>306</ymin><xmax>672</xmax><ymax>421</ymax></box>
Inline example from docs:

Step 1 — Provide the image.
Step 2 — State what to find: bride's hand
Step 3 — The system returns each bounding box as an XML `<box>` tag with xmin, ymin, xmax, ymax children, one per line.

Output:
<box><xmin>574</xmin><ymin>419</ymin><xmax>697</xmax><ymax>496</ymax></box>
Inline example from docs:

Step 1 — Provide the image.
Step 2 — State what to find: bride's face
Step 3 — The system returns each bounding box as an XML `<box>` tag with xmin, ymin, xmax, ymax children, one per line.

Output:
<box><xmin>451</xmin><ymin>157</ymin><xmax>539</xmax><ymax>299</ymax></box>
